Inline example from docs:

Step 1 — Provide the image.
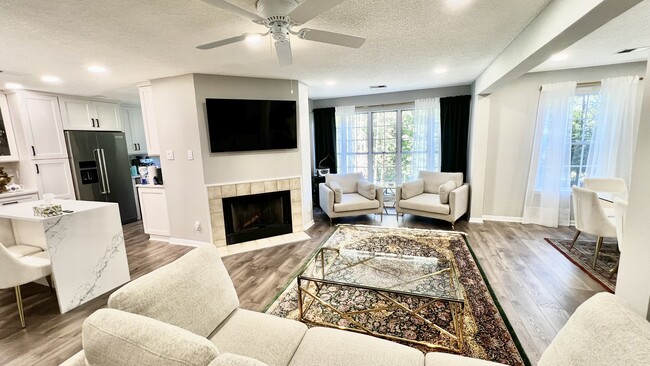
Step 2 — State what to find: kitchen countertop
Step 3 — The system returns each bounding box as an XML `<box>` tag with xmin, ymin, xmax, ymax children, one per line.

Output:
<box><xmin>135</xmin><ymin>184</ymin><xmax>164</xmax><ymax>189</ymax></box>
<box><xmin>0</xmin><ymin>199</ymin><xmax>117</xmax><ymax>222</ymax></box>
<box><xmin>0</xmin><ymin>189</ymin><xmax>39</xmax><ymax>198</ymax></box>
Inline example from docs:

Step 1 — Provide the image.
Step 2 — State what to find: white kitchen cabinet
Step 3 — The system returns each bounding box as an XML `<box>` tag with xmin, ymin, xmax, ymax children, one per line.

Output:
<box><xmin>17</xmin><ymin>92</ymin><xmax>68</xmax><ymax>160</ymax></box>
<box><xmin>60</xmin><ymin>97</ymin><xmax>122</xmax><ymax>131</ymax></box>
<box><xmin>121</xmin><ymin>106</ymin><xmax>147</xmax><ymax>155</ymax></box>
<box><xmin>0</xmin><ymin>95</ymin><xmax>20</xmax><ymax>162</ymax></box>
<box><xmin>0</xmin><ymin>191</ymin><xmax>39</xmax><ymax>206</ymax></box>
<box><xmin>138</xmin><ymin>86</ymin><xmax>160</xmax><ymax>156</ymax></box>
<box><xmin>33</xmin><ymin>159</ymin><xmax>75</xmax><ymax>200</ymax></box>
<box><xmin>137</xmin><ymin>185</ymin><xmax>169</xmax><ymax>239</ymax></box>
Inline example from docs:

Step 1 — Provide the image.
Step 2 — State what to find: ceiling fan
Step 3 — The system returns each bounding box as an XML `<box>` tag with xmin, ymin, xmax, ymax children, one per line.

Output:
<box><xmin>197</xmin><ymin>0</ymin><xmax>366</xmax><ymax>66</ymax></box>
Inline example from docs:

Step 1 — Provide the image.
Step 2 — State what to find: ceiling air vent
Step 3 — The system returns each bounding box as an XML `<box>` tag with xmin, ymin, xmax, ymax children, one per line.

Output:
<box><xmin>616</xmin><ymin>46</ymin><xmax>650</xmax><ymax>54</ymax></box>
<box><xmin>369</xmin><ymin>85</ymin><xmax>387</xmax><ymax>90</ymax></box>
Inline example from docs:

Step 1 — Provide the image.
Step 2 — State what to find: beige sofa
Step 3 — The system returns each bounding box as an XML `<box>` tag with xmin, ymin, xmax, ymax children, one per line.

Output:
<box><xmin>61</xmin><ymin>246</ymin><xmax>650</xmax><ymax>366</ymax></box>
<box><xmin>319</xmin><ymin>173</ymin><xmax>383</xmax><ymax>223</ymax></box>
<box><xmin>396</xmin><ymin>171</ymin><xmax>469</xmax><ymax>228</ymax></box>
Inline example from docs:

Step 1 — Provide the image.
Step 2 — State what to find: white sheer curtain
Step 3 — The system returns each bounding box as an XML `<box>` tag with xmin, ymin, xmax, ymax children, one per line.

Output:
<box><xmin>409</xmin><ymin>98</ymin><xmax>441</xmax><ymax>178</ymax></box>
<box><xmin>335</xmin><ymin>105</ymin><xmax>357</xmax><ymax>175</ymax></box>
<box><xmin>522</xmin><ymin>81</ymin><xmax>576</xmax><ymax>227</ymax></box>
<box><xmin>585</xmin><ymin>76</ymin><xmax>640</xmax><ymax>186</ymax></box>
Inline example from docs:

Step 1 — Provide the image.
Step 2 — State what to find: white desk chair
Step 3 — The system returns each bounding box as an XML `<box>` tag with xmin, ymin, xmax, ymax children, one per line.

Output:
<box><xmin>583</xmin><ymin>178</ymin><xmax>628</xmax><ymax>212</ymax></box>
<box><xmin>0</xmin><ymin>243</ymin><xmax>52</xmax><ymax>327</ymax></box>
<box><xmin>611</xmin><ymin>198</ymin><xmax>627</xmax><ymax>277</ymax></box>
<box><xmin>571</xmin><ymin>186</ymin><xmax>618</xmax><ymax>269</ymax></box>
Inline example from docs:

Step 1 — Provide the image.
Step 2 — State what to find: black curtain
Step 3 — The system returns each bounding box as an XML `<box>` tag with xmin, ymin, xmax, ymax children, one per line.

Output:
<box><xmin>313</xmin><ymin>107</ymin><xmax>337</xmax><ymax>173</ymax></box>
<box><xmin>440</xmin><ymin>95</ymin><xmax>471</xmax><ymax>180</ymax></box>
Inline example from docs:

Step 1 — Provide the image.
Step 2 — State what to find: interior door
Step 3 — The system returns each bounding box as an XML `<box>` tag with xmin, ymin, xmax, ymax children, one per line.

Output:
<box><xmin>97</xmin><ymin>132</ymin><xmax>137</xmax><ymax>223</ymax></box>
<box><xmin>65</xmin><ymin>131</ymin><xmax>103</xmax><ymax>201</ymax></box>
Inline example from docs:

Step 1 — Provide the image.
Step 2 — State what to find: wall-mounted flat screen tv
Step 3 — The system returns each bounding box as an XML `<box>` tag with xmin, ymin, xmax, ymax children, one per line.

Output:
<box><xmin>206</xmin><ymin>98</ymin><xmax>297</xmax><ymax>153</ymax></box>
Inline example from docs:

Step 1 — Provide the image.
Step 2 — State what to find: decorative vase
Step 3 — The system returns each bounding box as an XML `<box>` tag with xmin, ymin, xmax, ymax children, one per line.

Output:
<box><xmin>0</xmin><ymin>167</ymin><xmax>11</xmax><ymax>193</ymax></box>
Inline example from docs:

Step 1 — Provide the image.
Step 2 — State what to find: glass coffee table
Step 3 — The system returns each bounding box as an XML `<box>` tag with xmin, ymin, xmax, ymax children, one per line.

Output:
<box><xmin>297</xmin><ymin>247</ymin><xmax>465</xmax><ymax>352</ymax></box>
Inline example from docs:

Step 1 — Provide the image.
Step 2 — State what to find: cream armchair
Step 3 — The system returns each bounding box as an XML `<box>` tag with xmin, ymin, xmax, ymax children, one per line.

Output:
<box><xmin>396</xmin><ymin>171</ymin><xmax>469</xmax><ymax>229</ymax></box>
<box><xmin>319</xmin><ymin>173</ymin><xmax>384</xmax><ymax>224</ymax></box>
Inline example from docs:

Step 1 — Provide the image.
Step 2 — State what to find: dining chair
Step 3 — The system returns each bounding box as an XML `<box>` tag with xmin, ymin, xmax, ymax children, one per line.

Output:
<box><xmin>0</xmin><ymin>243</ymin><xmax>52</xmax><ymax>328</ymax></box>
<box><xmin>570</xmin><ymin>186</ymin><xmax>618</xmax><ymax>268</ymax></box>
<box><xmin>610</xmin><ymin>198</ymin><xmax>628</xmax><ymax>277</ymax></box>
<box><xmin>583</xmin><ymin>177</ymin><xmax>628</xmax><ymax>204</ymax></box>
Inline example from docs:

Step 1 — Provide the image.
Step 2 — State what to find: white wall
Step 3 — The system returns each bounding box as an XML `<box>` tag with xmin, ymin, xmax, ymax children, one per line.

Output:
<box><xmin>481</xmin><ymin>62</ymin><xmax>647</xmax><ymax>218</ymax></box>
<box><xmin>311</xmin><ymin>85</ymin><xmax>472</xmax><ymax>109</ymax></box>
<box><xmin>150</xmin><ymin>74</ymin><xmax>211</xmax><ymax>244</ymax></box>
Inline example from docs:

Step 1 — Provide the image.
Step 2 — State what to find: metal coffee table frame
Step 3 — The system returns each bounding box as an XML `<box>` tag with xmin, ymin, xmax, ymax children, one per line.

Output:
<box><xmin>297</xmin><ymin>247</ymin><xmax>465</xmax><ymax>353</ymax></box>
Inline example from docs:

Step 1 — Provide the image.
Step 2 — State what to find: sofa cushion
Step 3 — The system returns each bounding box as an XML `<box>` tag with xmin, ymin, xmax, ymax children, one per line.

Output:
<box><xmin>209</xmin><ymin>353</ymin><xmax>269</xmax><ymax>366</ymax></box>
<box><xmin>58</xmin><ymin>350</ymin><xmax>87</xmax><ymax>366</ymax></box>
<box><xmin>326</xmin><ymin>173</ymin><xmax>362</xmax><ymax>193</ymax></box>
<box><xmin>438</xmin><ymin>180</ymin><xmax>457</xmax><ymax>204</ymax></box>
<box><xmin>419</xmin><ymin>171</ymin><xmax>463</xmax><ymax>194</ymax></box>
<box><xmin>288</xmin><ymin>327</ymin><xmax>424</xmax><ymax>366</ymax></box>
<box><xmin>539</xmin><ymin>293</ymin><xmax>650</xmax><ymax>366</ymax></box>
<box><xmin>402</xmin><ymin>179</ymin><xmax>424</xmax><ymax>200</ymax></box>
<box><xmin>334</xmin><ymin>193</ymin><xmax>380</xmax><ymax>213</ymax></box>
<box><xmin>425</xmin><ymin>353</ymin><xmax>506</xmax><ymax>365</ymax></box>
<box><xmin>399</xmin><ymin>193</ymin><xmax>450</xmax><ymax>215</ymax></box>
<box><xmin>328</xmin><ymin>181</ymin><xmax>343</xmax><ymax>203</ymax></box>
<box><xmin>210</xmin><ymin>309</ymin><xmax>307</xmax><ymax>366</ymax></box>
<box><xmin>82</xmin><ymin>308</ymin><xmax>219</xmax><ymax>366</ymax></box>
<box><xmin>357</xmin><ymin>180</ymin><xmax>376</xmax><ymax>200</ymax></box>
<box><xmin>108</xmin><ymin>246</ymin><xmax>239</xmax><ymax>338</ymax></box>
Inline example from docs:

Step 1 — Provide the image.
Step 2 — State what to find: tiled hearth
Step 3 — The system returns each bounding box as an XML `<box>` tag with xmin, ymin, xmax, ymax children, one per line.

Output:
<box><xmin>207</xmin><ymin>177</ymin><xmax>304</xmax><ymax>247</ymax></box>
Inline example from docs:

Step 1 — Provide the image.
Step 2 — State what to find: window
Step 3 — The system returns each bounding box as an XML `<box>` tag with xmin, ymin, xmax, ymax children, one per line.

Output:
<box><xmin>337</xmin><ymin>107</ymin><xmax>432</xmax><ymax>184</ymax></box>
<box><xmin>570</xmin><ymin>90</ymin><xmax>599</xmax><ymax>187</ymax></box>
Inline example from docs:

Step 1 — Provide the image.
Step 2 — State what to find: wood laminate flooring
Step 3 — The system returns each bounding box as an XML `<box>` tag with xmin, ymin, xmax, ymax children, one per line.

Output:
<box><xmin>0</xmin><ymin>210</ymin><xmax>606</xmax><ymax>365</ymax></box>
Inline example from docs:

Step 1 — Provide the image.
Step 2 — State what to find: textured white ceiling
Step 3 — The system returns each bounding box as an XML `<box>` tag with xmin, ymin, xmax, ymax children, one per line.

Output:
<box><xmin>0</xmin><ymin>0</ymin><xmax>553</xmax><ymax>103</ymax></box>
<box><xmin>532</xmin><ymin>0</ymin><xmax>650</xmax><ymax>73</ymax></box>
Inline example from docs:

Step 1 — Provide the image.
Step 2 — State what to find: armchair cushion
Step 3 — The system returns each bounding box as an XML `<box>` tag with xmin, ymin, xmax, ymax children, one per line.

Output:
<box><xmin>326</xmin><ymin>173</ymin><xmax>362</xmax><ymax>193</ymax></box>
<box><xmin>328</xmin><ymin>181</ymin><xmax>343</xmax><ymax>203</ymax></box>
<box><xmin>419</xmin><ymin>171</ymin><xmax>463</xmax><ymax>194</ymax></box>
<box><xmin>399</xmin><ymin>193</ymin><xmax>449</xmax><ymax>215</ymax></box>
<box><xmin>334</xmin><ymin>193</ymin><xmax>380</xmax><ymax>213</ymax></box>
<box><xmin>82</xmin><ymin>308</ymin><xmax>219</xmax><ymax>366</ymax></box>
<box><xmin>438</xmin><ymin>180</ymin><xmax>457</xmax><ymax>204</ymax></box>
<box><xmin>402</xmin><ymin>179</ymin><xmax>424</xmax><ymax>200</ymax></box>
<box><xmin>209</xmin><ymin>353</ymin><xmax>269</xmax><ymax>366</ymax></box>
<box><xmin>108</xmin><ymin>245</ymin><xmax>239</xmax><ymax>338</ymax></box>
<box><xmin>357</xmin><ymin>180</ymin><xmax>376</xmax><ymax>200</ymax></box>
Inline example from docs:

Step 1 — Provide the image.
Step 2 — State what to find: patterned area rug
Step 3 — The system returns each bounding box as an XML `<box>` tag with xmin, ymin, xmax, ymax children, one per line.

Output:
<box><xmin>544</xmin><ymin>238</ymin><xmax>618</xmax><ymax>292</ymax></box>
<box><xmin>264</xmin><ymin>225</ymin><xmax>528</xmax><ymax>366</ymax></box>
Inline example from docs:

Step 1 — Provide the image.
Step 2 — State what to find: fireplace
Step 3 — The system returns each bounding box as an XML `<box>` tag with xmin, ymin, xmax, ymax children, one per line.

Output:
<box><xmin>223</xmin><ymin>190</ymin><xmax>292</xmax><ymax>245</ymax></box>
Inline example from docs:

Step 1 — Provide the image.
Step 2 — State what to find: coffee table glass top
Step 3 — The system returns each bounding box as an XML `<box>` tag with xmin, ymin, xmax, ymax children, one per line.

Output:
<box><xmin>299</xmin><ymin>247</ymin><xmax>464</xmax><ymax>303</ymax></box>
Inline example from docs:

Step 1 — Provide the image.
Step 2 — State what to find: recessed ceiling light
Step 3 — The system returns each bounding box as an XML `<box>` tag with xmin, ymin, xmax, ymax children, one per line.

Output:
<box><xmin>549</xmin><ymin>53</ymin><xmax>568</xmax><ymax>62</ymax></box>
<box><xmin>433</xmin><ymin>67</ymin><xmax>448</xmax><ymax>74</ymax></box>
<box><xmin>245</xmin><ymin>34</ymin><xmax>262</xmax><ymax>44</ymax></box>
<box><xmin>41</xmin><ymin>75</ymin><xmax>61</xmax><ymax>83</ymax></box>
<box><xmin>87</xmin><ymin>65</ymin><xmax>107</xmax><ymax>73</ymax></box>
<box><xmin>325</xmin><ymin>80</ymin><xmax>337</xmax><ymax>86</ymax></box>
<box><xmin>4</xmin><ymin>82</ymin><xmax>23</xmax><ymax>90</ymax></box>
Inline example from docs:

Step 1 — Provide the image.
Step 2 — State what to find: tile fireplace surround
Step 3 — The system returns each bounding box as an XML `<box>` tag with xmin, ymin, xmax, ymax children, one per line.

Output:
<box><xmin>207</xmin><ymin>177</ymin><xmax>303</xmax><ymax>247</ymax></box>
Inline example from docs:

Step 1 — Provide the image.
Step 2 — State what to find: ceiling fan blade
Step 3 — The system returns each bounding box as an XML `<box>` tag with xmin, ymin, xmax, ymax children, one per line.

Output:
<box><xmin>298</xmin><ymin>29</ymin><xmax>365</xmax><ymax>48</ymax></box>
<box><xmin>197</xmin><ymin>34</ymin><xmax>247</xmax><ymax>50</ymax></box>
<box><xmin>289</xmin><ymin>0</ymin><xmax>347</xmax><ymax>24</ymax></box>
<box><xmin>200</xmin><ymin>0</ymin><xmax>264</xmax><ymax>22</ymax></box>
<box><xmin>275</xmin><ymin>41</ymin><xmax>293</xmax><ymax>66</ymax></box>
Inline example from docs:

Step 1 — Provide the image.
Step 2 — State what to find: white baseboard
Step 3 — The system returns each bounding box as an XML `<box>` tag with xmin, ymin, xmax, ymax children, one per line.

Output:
<box><xmin>303</xmin><ymin>220</ymin><xmax>315</xmax><ymax>231</ymax></box>
<box><xmin>169</xmin><ymin>237</ymin><xmax>211</xmax><ymax>247</ymax></box>
<box><xmin>482</xmin><ymin>215</ymin><xmax>523</xmax><ymax>223</ymax></box>
<box><xmin>468</xmin><ymin>217</ymin><xmax>484</xmax><ymax>224</ymax></box>
<box><xmin>149</xmin><ymin>234</ymin><xmax>170</xmax><ymax>242</ymax></box>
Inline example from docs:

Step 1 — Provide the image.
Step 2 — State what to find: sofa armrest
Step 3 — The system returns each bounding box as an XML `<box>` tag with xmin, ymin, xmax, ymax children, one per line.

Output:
<box><xmin>449</xmin><ymin>183</ymin><xmax>469</xmax><ymax>221</ymax></box>
<box><xmin>375</xmin><ymin>186</ymin><xmax>384</xmax><ymax>207</ymax></box>
<box><xmin>395</xmin><ymin>186</ymin><xmax>402</xmax><ymax>208</ymax></box>
<box><xmin>319</xmin><ymin>183</ymin><xmax>335</xmax><ymax>216</ymax></box>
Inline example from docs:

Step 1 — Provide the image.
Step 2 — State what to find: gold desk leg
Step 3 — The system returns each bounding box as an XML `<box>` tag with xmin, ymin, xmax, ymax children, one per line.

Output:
<box><xmin>593</xmin><ymin>237</ymin><xmax>604</xmax><ymax>269</ymax></box>
<box><xmin>15</xmin><ymin>286</ymin><xmax>25</xmax><ymax>328</ymax></box>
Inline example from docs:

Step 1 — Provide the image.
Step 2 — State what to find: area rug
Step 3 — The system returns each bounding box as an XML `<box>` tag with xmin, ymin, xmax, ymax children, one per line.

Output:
<box><xmin>264</xmin><ymin>225</ymin><xmax>528</xmax><ymax>366</ymax></box>
<box><xmin>544</xmin><ymin>238</ymin><xmax>618</xmax><ymax>292</ymax></box>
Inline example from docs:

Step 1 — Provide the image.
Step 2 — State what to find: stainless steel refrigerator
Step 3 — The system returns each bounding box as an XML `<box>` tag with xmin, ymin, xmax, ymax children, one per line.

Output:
<box><xmin>65</xmin><ymin>131</ymin><xmax>137</xmax><ymax>223</ymax></box>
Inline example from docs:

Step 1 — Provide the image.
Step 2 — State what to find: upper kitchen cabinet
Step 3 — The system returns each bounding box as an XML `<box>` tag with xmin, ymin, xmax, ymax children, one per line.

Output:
<box><xmin>60</xmin><ymin>97</ymin><xmax>122</xmax><ymax>131</ymax></box>
<box><xmin>0</xmin><ymin>94</ymin><xmax>20</xmax><ymax>162</ymax></box>
<box><xmin>8</xmin><ymin>91</ymin><xmax>68</xmax><ymax>160</ymax></box>
<box><xmin>138</xmin><ymin>85</ymin><xmax>160</xmax><ymax>156</ymax></box>
<box><xmin>121</xmin><ymin>106</ymin><xmax>147</xmax><ymax>155</ymax></box>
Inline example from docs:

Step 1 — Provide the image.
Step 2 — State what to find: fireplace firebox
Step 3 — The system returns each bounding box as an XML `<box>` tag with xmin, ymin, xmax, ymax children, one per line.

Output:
<box><xmin>222</xmin><ymin>190</ymin><xmax>292</xmax><ymax>245</ymax></box>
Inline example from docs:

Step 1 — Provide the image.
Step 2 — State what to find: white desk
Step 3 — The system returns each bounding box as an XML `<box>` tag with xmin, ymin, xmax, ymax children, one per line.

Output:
<box><xmin>0</xmin><ymin>199</ymin><xmax>130</xmax><ymax>313</ymax></box>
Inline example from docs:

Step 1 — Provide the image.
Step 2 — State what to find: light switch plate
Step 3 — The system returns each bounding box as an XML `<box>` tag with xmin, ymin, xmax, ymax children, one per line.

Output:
<box><xmin>166</xmin><ymin>150</ymin><xmax>175</xmax><ymax>160</ymax></box>
<box><xmin>187</xmin><ymin>150</ymin><xmax>194</xmax><ymax>160</ymax></box>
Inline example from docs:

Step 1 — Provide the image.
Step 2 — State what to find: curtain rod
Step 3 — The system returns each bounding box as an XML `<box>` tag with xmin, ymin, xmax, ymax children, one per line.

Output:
<box><xmin>354</xmin><ymin>101</ymin><xmax>415</xmax><ymax>109</ymax></box>
<box><xmin>539</xmin><ymin>77</ymin><xmax>644</xmax><ymax>91</ymax></box>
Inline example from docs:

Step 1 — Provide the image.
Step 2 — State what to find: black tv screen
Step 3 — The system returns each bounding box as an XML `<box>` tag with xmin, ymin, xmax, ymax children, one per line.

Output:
<box><xmin>206</xmin><ymin>98</ymin><xmax>297</xmax><ymax>153</ymax></box>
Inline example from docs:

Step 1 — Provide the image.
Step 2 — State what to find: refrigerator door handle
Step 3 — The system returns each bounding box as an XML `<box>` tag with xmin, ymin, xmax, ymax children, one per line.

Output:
<box><xmin>100</xmin><ymin>149</ymin><xmax>111</xmax><ymax>194</ymax></box>
<box><xmin>94</xmin><ymin>149</ymin><xmax>108</xmax><ymax>195</ymax></box>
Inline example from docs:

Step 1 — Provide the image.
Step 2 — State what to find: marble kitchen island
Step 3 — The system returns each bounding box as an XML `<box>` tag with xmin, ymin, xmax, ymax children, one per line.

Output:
<box><xmin>0</xmin><ymin>199</ymin><xmax>130</xmax><ymax>313</ymax></box>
